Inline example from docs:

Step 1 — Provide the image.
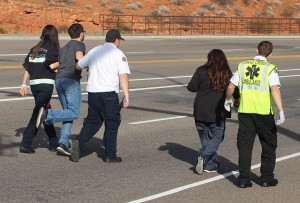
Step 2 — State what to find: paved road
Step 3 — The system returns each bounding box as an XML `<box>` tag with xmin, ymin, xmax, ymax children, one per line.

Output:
<box><xmin>0</xmin><ymin>36</ymin><xmax>299</xmax><ymax>203</ymax></box>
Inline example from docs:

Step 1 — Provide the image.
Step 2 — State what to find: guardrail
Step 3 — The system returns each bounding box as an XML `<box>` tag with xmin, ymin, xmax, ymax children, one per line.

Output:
<box><xmin>99</xmin><ymin>15</ymin><xmax>300</xmax><ymax>36</ymax></box>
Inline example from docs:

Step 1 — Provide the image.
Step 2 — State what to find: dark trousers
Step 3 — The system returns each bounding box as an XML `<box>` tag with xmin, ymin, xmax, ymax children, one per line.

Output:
<box><xmin>76</xmin><ymin>92</ymin><xmax>121</xmax><ymax>159</ymax></box>
<box><xmin>237</xmin><ymin>113</ymin><xmax>277</xmax><ymax>182</ymax></box>
<box><xmin>196</xmin><ymin>120</ymin><xmax>225</xmax><ymax>171</ymax></box>
<box><xmin>21</xmin><ymin>84</ymin><xmax>57</xmax><ymax>149</ymax></box>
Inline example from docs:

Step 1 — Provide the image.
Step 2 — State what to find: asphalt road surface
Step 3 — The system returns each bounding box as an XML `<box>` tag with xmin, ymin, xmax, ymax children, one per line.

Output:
<box><xmin>0</xmin><ymin>35</ymin><xmax>299</xmax><ymax>203</ymax></box>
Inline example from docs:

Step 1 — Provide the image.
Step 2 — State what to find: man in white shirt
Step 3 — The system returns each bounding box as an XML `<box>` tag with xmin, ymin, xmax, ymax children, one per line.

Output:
<box><xmin>225</xmin><ymin>41</ymin><xmax>284</xmax><ymax>188</ymax></box>
<box><xmin>71</xmin><ymin>29</ymin><xmax>130</xmax><ymax>163</ymax></box>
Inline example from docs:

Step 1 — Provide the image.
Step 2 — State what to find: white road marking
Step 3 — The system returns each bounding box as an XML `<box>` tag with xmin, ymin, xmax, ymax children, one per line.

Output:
<box><xmin>0</xmin><ymin>72</ymin><xmax>299</xmax><ymax>102</ymax></box>
<box><xmin>129</xmin><ymin>116</ymin><xmax>187</xmax><ymax>125</ymax></box>
<box><xmin>279</xmin><ymin>69</ymin><xmax>300</xmax><ymax>71</ymax></box>
<box><xmin>126</xmin><ymin>52</ymin><xmax>154</xmax><ymax>54</ymax></box>
<box><xmin>129</xmin><ymin>84</ymin><xmax>186</xmax><ymax>92</ymax></box>
<box><xmin>0</xmin><ymin>85</ymin><xmax>186</xmax><ymax>102</ymax></box>
<box><xmin>0</xmin><ymin>53</ymin><xmax>155</xmax><ymax>57</ymax></box>
<box><xmin>0</xmin><ymin>54</ymin><xmax>27</xmax><ymax>56</ymax></box>
<box><xmin>223</xmin><ymin>49</ymin><xmax>244</xmax><ymax>52</ymax></box>
<box><xmin>130</xmin><ymin>76</ymin><xmax>191</xmax><ymax>81</ymax></box>
<box><xmin>128</xmin><ymin>152</ymin><xmax>300</xmax><ymax>203</ymax></box>
<box><xmin>279</xmin><ymin>75</ymin><xmax>300</xmax><ymax>78</ymax></box>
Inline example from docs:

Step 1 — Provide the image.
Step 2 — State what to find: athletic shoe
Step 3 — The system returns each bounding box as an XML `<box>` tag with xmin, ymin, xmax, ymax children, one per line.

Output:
<box><xmin>261</xmin><ymin>178</ymin><xmax>278</xmax><ymax>187</ymax></box>
<box><xmin>204</xmin><ymin>169</ymin><xmax>218</xmax><ymax>173</ymax></box>
<box><xmin>102</xmin><ymin>156</ymin><xmax>122</xmax><ymax>163</ymax></box>
<box><xmin>19</xmin><ymin>146</ymin><xmax>35</xmax><ymax>154</ymax></box>
<box><xmin>196</xmin><ymin>156</ymin><xmax>203</xmax><ymax>175</ymax></box>
<box><xmin>57</xmin><ymin>144</ymin><xmax>71</xmax><ymax>156</ymax></box>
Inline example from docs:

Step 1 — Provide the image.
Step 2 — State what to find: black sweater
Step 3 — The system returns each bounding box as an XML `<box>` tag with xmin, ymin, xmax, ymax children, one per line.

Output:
<box><xmin>23</xmin><ymin>41</ymin><xmax>58</xmax><ymax>81</ymax></box>
<box><xmin>187</xmin><ymin>66</ymin><xmax>229</xmax><ymax>123</ymax></box>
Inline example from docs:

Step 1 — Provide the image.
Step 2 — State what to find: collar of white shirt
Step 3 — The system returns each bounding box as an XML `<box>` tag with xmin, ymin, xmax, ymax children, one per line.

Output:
<box><xmin>253</xmin><ymin>56</ymin><xmax>267</xmax><ymax>61</ymax></box>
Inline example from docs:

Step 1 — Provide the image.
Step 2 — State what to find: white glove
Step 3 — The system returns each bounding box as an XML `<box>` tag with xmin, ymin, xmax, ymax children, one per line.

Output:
<box><xmin>276</xmin><ymin>111</ymin><xmax>285</xmax><ymax>125</ymax></box>
<box><xmin>224</xmin><ymin>98</ymin><xmax>233</xmax><ymax>112</ymax></box>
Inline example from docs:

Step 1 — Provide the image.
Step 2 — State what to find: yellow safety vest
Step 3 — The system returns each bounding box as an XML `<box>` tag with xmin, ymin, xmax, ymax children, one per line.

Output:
<box><xmin>238</xmin><ymin>59</ymin><xmax>277</xmax><ymax>115</ymax></box>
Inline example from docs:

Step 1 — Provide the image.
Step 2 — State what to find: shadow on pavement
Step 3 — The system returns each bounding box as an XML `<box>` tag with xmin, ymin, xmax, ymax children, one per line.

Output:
<box><xmin>158</xmin><ymin>142</ymin><xmax>261</xmax><ymax>187</ymax></box>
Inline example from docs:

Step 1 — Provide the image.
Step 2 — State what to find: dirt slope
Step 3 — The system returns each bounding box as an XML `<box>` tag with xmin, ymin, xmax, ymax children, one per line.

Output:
<box><xmin>0</xmin><ymin>0</ymin><xmax>299</xmax><ymax>34</ymax></box>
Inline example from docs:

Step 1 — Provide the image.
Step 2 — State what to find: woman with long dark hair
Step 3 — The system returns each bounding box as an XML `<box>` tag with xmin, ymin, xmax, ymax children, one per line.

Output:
<box><xmin>19</xmin><ymin>25</ymin><xmax>60</xmax><ymax>153</ymax></box>
<box><xmin>187</xmin><ymin>49</ymin><xmax>238</xmax><ymax>174</ymax></box>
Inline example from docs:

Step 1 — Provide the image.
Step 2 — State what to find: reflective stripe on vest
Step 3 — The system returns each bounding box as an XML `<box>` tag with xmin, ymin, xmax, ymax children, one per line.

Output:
<box><xmin>30</xmin><ymin>79</ymin><xmax>55</xmax><ymax>85</ymax></box>
<box><xmin>238</xmin><ymin>60</ymin><xmax>275</xmax><ymax>115</ymax></box>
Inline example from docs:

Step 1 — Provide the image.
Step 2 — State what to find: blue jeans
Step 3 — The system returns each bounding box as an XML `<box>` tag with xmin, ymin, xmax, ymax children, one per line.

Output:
<box><xmin>196</xmin><ymin>120</ymin><xmax>225</xmax><ymax>171</ymax></box>
<box><xmin>21</xmin><ymin>84</ymin><xmax>58</xmax><ymax>149</ymax></box>
<box><xmin>75</xmin><ymin>92</ymin><xmax>121</xmax><ymax>159</ymax></box>
<box><xmin>46</xmin><ymin>78</ymin><xmax>82</xmax><ymax>147</ymax></box>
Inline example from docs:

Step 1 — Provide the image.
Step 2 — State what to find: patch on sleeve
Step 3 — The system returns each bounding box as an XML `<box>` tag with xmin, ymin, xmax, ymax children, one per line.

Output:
<box><xmin>273</xmin><ymin>67</ymin><xmax>279</xmax><ymax>73</ymax></box>
<box><xmin>122</xmin><ymin>57</ymin><xmax>127</xmax><ymax>62</ymax></box>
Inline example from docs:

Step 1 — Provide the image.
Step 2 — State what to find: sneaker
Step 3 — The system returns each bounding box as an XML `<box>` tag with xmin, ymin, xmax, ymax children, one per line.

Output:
<box><xmin>36</xmin><ymin>107</ymin><xmax>47</xmax><ymax>129</ymax></box>
<box><xmin>70</xmin><ymin>140</ymin><xmax>80</xmax><ymax>162</ymax></box>
<box><xmin>261</xmin><ymin>178</ymin><xmax>278</xmax><ymax>187</ymax></box>
<box><xmin>196</xmin><ymin>156</ymin><xmax>203</xmax><ymax>175</ymax></box>
<box><xmin>19</xmin><ymin>146</ymin><xmax>35</xmax><ymax>154</ymax></box>
<box><xmin>102</xmin><ymin>156</ymin><xmax>122</xmax><ymax>163</ymax></box>
<box><xmin>57</xmin><ymin>144</ymin><xmax>71</xmax><ymax>156</ymax></box>
<box><xmin>204</xmin><ymin>169</ymin><xmax>218</xmax><ymax>173</ymax></box>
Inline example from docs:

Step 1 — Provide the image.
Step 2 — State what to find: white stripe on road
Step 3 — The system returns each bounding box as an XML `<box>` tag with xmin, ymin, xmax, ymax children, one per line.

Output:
<box><xmin>223</xmin><ymin>49</ymin><xmax>244</xmax><ymax>52</ymax></box>
<box><xmin>0</xmin><ymin>72</ymin><xmax>299</xmax><ymax>102</ymax></box>
<box><xmin>128</xmin><ymin>152</ymin><xmax>300</xmax><ymax>203</ymax></box>
<box><xmin>126</xmin><ymin>52</ymin><xmax>154</xmax><ymax>54</ymax></box>
<box><xmin>0</xmin><ymin>54</ymin><xmax>27</xmax><ymax>56</ymax></box>
<box><xmin>0</xmin><ymin>85</ymin><xmax>186</xmax><ymax>102</ymax></box>
<box><xmin>279</xmin><ymin>75</ymin><xmax>300</xmax><ymax>78</ymax></box>
<box><xmin>0</xmin><ymin>53</ymin><xmax>155</xmax><ymax>56</ymax></box>
<box><xmin>129</xmin><ymin>116</ymin><xmax>187</xmax><ymax>125</ymax></box>
<box><xmin>129</xmin><ymin>84</ymin><xmax>186</xmax><ymax>92</ymax></box>
<box><xmin>0</xmin><ymin>72</ymin><xmax>299</xmax><ymax>91</ymax></box>
<box><xmin>130</xmin><ymin>76</ymin><xmax>191</xmax><ymax>82</ymax></box>
<box><xmin>279</xmin><ymin>69</ymin><xmax>300</xmax><ymax>71</ymax></box>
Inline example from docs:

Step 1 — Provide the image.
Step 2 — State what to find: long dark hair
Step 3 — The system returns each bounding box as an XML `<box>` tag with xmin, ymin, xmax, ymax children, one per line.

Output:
<box><xmin>204</xmin><ymin>49</ymin><xmax>231</xmax><ymax>91</ymax></box>
<box><xmin>31</xmin><ymin>25</ymin><xmax>60</xmax><ymax>59</ymax></box>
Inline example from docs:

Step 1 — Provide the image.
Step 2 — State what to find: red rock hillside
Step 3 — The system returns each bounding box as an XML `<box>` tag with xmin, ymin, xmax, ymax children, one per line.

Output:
<box><xmin>0</xmin><ymin>0</ymin><xmax>299</xmax><ymax>34</ymax></box>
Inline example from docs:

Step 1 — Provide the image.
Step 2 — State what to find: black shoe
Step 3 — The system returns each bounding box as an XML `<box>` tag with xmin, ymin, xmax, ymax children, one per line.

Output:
<box><xmin>238</xmin><ymin>181</ymin><xmax>252</xmax><ymax>188</ymax></box>
<box><xmin>49</xmin><ymin>147</ymin><xmax>57</xmax><ymax>152</ymax></box>
<box><xmin>70</xmin><ymin>140</ymin><xmax>80</xmax><ymax>162</ymax></box>
<box><xmin>102</xmin><ymin>157</ymin><xmax>122</xmax><ymax>163</ymax></box>
<box><xmin>261</xmin><ymin>179</ymin><xmax>278</xmax><ymax>187</ymax></box>
<box><xmin>19</xmin><ymin>146</ymin><xmax>35</xmax><ymax>154</ymax></box>
<box><xmin>49</xmin><ymin>138</ymin><xmax>58</xmax><ymax>152</ymax></box>
<box><xmin>57</xmin><ymin>144</ymin><xmax>71</xmax><ymax>156</ymax></box>
<box><xmin>36</xmin><ymin>107</ymin><xmax>48</xmax><ymax>129</ymax></box>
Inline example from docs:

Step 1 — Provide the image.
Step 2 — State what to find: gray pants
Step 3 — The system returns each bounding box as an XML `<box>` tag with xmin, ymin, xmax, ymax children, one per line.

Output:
<box><xmin>196</xmin><ymin>120</ymin><xmax>225</xmax><ymax>171</ymax></box>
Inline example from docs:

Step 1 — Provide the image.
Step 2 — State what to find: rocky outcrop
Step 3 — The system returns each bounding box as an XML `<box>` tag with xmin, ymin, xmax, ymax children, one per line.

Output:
<box><xmin>0</xmin><ymin>0</ymin><xmax>106</xmax><ymax>34</ymax></box>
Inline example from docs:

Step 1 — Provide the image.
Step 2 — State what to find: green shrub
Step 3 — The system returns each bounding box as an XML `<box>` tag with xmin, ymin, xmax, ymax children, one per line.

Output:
<box><xmin>248</xmin><ymin>19</ymin><xmax>273</xmax><ymax>34</ymax></box>
<box><xmin>109</xmin><ymin>8</ymin><xmax>124</xmax><ymax>14</ymax></box>
<box><xmin>213</xmin><ymin>0</ymin><xmax>233</xmax><ymax>6</ymax></box>
<box><xmin>169</xmin><ymin>0</ymin><xmax>189</xmax><ymax>6</ymax></box>
<box><xmin>243</xmin><ymin>0</ymin><xmax>250</xmax><ymax>5</ymax></box>
<box><xmin>0</xmin><ymin>27</ymin><xmax>6</xmax><ymax>34</ymax></box>
<box><xmin>58</xmin><ymin>25</ymin><xmax>68</xmax><ymax>33</ymax></box>
<box><xmin>201</xmin><ymin>3</ymin><xmax>217</xmax><ymax>11</ymax></box>
<box><xmin>281</xmin><ymin>6</ymin><xmax>296</xmax><ymax>17</ymax></box>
